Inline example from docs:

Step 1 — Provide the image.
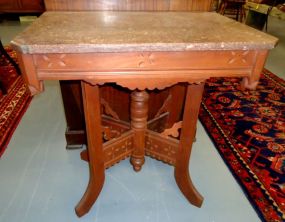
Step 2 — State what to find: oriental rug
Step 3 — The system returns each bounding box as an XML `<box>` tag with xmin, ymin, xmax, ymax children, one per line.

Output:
<box><xmin>199</xmin><ymin>69</ymin><xmax>285</xmax><ymax>222</ymax></box>
<box><xmin>0</xmin><ymin>46</ymin><xmax>32</xmax><ymax>157</ymax></box>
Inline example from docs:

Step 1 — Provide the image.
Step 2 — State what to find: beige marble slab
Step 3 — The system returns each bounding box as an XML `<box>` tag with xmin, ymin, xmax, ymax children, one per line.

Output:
<box><xmin>11</xmin><ymin>11</ymin><xmax>278</xmax><ymax>53</ymax></box>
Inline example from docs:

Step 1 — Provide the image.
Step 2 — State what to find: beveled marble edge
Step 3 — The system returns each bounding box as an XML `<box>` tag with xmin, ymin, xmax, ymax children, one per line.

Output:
<box><xmin>11</xmin><ymin>11</ymin><xmax>278</xmax><ymax>53</ymax></box>
<box><xmin>11</xmin><ymin>41</ymin><xmax>277</xmax><ymax>54</ymax></box>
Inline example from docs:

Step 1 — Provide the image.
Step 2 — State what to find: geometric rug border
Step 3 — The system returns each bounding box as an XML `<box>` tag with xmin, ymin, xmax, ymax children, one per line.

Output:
<box><xmin>0</xmin><ymin>96</ymin><xmax>32</xmax><ymax>157</ymax></box>
<box><xmin>0</xmin><ymin>76</ymin><xmax>32</xmax><ymax>157</ymax></box>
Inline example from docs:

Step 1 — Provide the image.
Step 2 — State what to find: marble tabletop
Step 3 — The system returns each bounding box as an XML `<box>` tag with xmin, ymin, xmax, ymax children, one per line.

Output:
<box><xmin>11</xmin><ymin>11</ymin><xmax>278</xmax><ymax>54</ymax></box>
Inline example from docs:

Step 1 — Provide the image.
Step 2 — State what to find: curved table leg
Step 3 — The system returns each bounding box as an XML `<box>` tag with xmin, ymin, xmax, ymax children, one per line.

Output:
<box><xmin>75</xmin><ymin>82</ymin><xmax>105</xmax><ymax>217</ymax></box>
<box><xmin>174</xmin><ymin>83</ymin><xmax>204</xmax><ymax>207</ymax></box>
<box><xmin>241</xmin><ymin>50</ymin><xmax>268</xmax><ymax>91</ymax></box>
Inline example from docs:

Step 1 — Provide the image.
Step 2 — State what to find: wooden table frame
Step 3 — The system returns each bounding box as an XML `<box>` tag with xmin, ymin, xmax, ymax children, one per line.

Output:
<box><xmin>16</xmin><ymin>48</ymin><xmax>269</xmax><ymax>217</ymax></box>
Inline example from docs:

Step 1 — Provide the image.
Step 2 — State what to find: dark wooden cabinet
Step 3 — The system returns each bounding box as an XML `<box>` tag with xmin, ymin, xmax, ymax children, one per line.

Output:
<box><xmin>0</xmin><ymin>0</ymin><xmax>45</xmax><ymax>13</ymax></box>
<box><xmin>0</xmin><ymin>0</ymin><xmax>18</xmax><ymax>12</ymax></box>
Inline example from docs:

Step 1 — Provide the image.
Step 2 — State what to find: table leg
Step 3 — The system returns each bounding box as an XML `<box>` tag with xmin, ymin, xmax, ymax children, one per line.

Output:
<box><xmin>241</xmin><ymin>50</ymin><xmax>268</xmax><ymax>90</ymax></box>
<box><xmin>130</xmin><ymin>90</ymin><xmax>149</xmax><ymax>172</ymax></box>
<box><xmin>174</xmin><ymin>83</ymin><xmax>204</xmax><ymax>207</ymax></box>
<box><xmin>75</xmin><ymin>82</ymin><xmax>105</xmax><ymax>217</ymax></box>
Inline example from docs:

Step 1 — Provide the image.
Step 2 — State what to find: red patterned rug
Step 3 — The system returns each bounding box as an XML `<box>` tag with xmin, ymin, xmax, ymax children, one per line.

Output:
<box><xmin>0</xmin><ymin>47</ymin><xmax>32</xmax><ymax>157</ymax></box>
<box><xmin>199</xmin><ymin>69</ymin><xmax>285</xmax><ymax>222</ymax></box>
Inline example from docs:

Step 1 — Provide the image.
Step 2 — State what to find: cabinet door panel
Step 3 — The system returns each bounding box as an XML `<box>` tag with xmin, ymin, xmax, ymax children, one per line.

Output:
<box><xmin>19</xmin><ymin>0</ymin><xmax>45</xmax><ymax>11</ymax></box>
<box><xmin>0</xmin><ymin>0</ymin><xmax>19</xmax><ymax>11</ymax></box>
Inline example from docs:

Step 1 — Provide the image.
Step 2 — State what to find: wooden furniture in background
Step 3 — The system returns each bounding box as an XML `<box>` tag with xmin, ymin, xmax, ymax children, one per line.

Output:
<box><xmin>0</xmin><ymin>0</ymin><xmax>44</xmax><ymax>13</ymax></box>
<box><xmin>218</xmin><ymin>0</ymin><xmax>246</xmax><ymax>21</ymax></box>
<box><xmin>12</xmin><ymin>11</ymin><xmax>277</xmax><ymax>217</ymax></box>
<box><xmin>244</xmin><ymin>1</ymin><xmax>285</xmax><ymax>30</ymax></box>
<box><xmin>44</xmin><ymin>0</ymin><xmax>213</xmax><ymax>11</ymax></box>
<box><xmin>44</xmin><ymin>0</ymin><xmax>214</xmax><ymax>149</ymax></box>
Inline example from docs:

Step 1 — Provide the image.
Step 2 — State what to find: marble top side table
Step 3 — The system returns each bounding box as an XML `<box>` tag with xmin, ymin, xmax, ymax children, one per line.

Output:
<box><xmin>11</xmin><ymin>11</ymin><xmax>278</xmax><ymax>217</ymax></box>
